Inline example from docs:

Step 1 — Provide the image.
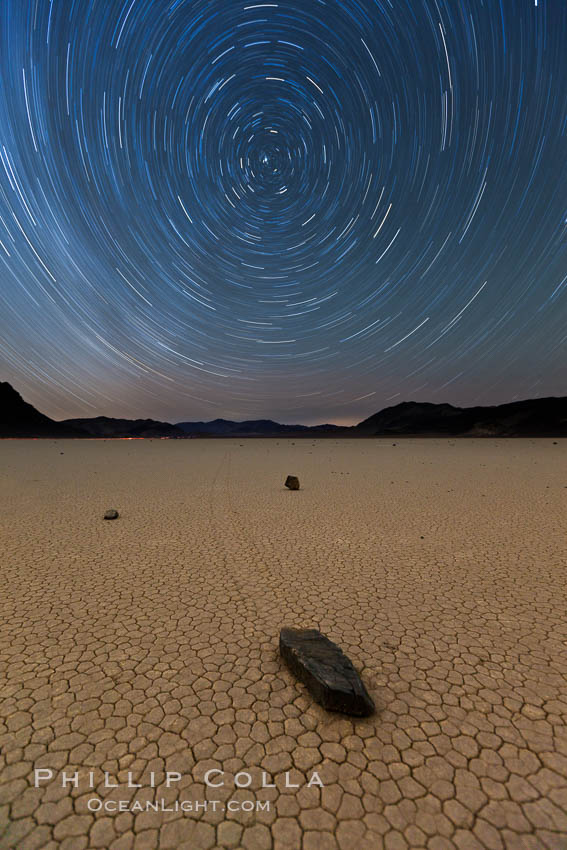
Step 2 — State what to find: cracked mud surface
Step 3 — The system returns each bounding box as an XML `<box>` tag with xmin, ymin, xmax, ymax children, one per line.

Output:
<box><xmin>1</xmin><ymin>438</ymin><xmax>566</xmax><ymax>849</ymax></box>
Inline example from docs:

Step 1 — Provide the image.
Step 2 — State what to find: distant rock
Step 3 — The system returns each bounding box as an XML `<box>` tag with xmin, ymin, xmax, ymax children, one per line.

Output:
<box><xmin>285</xmin><ymin>475</ymin><xmax>300</xmax><ymax>490</ymax></box>
<box><xmin>104</xmin><ymin>509</ymin><xmax>119</xmax><ymax>520</ymax></box>
<box><xmin>280</xmin><ymin>627</ymin><xmax>375</xmax><ymax>717</ymax></box>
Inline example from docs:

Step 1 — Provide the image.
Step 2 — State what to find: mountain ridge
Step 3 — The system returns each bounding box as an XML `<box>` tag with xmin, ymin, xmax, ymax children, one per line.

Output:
<box><xmin>354</xmin><ymin>397</ymin><xmax>567</xmax><ymax>437</ymax></box>
<box><xmin>0</xmin><ymin>381</ymin><xmax>83</xmax><ymax>438</ymax></box>
<box><xmin>1</xmin><ymin>381</ymin><xmax>565</xmax><ymax>437</ymax></box>
<box><xmin>64</xmin><ymin>416</ymin><xmax>185</xmax><ymax>439</ymax></box>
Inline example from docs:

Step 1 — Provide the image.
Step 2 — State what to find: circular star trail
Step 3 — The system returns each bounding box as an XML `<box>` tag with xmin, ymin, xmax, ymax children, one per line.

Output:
<box><xmin>0</xmin><ymin>0</ymin><xmax>566</xmax><ymax>424</ymax></box>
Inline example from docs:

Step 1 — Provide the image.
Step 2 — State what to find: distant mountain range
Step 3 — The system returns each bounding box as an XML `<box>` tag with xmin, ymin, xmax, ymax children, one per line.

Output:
<box><xmin>64</xmin><ymin>416</ymin><xmax>185</xmax><ymax>439</ymax></box>
<box><xmin>1</xmin><ymin>381</ymin><xmax>565</xmax><ymax>438</ymax></box>
<box><xmin>176</xmin><ymin>418</ymin><xmax>342</xmax><ymax>437</ymax></box>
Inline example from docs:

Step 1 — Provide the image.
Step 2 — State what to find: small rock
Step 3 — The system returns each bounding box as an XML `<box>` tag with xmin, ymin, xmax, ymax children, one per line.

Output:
<box><xmin>280</xmin><ymin>627</ymin><xmax>375</xmax><ymax>716</ymax></box>
<box><xmin>285</xmin><ymin>475</ymin><xmax>300</xmax><ymax>490</ymax></box>
<box><xmin>104</xmin><ymin>509</ymin><xmax>119</xmax><ymax>520</ymax></box>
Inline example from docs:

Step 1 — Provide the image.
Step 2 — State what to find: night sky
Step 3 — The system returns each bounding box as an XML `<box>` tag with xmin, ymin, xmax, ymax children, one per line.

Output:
<box><xmin>0</xmin><ymin>0</ymin><xmax>566</xmax><ymax>426</ymax></box>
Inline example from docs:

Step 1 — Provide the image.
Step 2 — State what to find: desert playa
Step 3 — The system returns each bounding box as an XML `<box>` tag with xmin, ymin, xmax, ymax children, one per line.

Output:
<box><xmin>1</xmin><ymin>438</ymin><xmax>566</xmax><ymax>850</ymax></box>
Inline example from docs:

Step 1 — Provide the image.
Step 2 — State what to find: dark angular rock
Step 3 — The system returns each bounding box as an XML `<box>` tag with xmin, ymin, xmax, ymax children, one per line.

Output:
<box><xmin>285</xmin><ymin>475</ymin><xmax>300</xmax><ymax>490</ymax></box>
<box><xmin>104</xmin><ymin>509</ymin><xmax>119</xmax><ymax>520</ymax></box>
<box><xmin>279</xmin><ymin>627</ymin><xmax>375</xmax><ymax>717</ymax></box>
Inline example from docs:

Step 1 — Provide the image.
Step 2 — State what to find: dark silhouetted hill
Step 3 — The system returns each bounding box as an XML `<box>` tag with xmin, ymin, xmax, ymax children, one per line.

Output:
<box><xmin>176</xmin><ymin>418</ymin><xmax>342</xmax><ymax>436</ymax></box>
<box><xmin>0</xmin><ymin>382</ymin><xmax>83</xmax><ymax>437</ymax></box>
<box><xmin>63</xmin><ymin>417</ymin><xmax>185</xmax><ymax>438</ymax></box>
<box><xmin>354</xmin><ymin>398</ymin><xmax>567</xmax><ymax>437</ymax></box>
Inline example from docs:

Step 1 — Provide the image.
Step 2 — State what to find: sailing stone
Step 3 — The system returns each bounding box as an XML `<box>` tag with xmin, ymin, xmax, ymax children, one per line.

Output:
<box><xmin>280</xmin><ymin>627</ymin><xmax>375</xmax><ymax>716</ymax></box>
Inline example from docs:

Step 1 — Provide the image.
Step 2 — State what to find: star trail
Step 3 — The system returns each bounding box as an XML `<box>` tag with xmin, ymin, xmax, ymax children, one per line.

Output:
<box><xmin>0</xmin><ymin>0</ymin><xmax>565</xmax><ymax>425</ymax></box>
